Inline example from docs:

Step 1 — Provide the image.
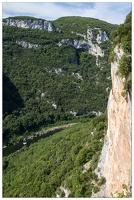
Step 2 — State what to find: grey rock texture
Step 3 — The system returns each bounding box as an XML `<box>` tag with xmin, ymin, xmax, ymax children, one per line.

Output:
<box><xmin>3</xmin><ymin>19</ymin><xmax>56</xmax><ymax>31</ymax></box>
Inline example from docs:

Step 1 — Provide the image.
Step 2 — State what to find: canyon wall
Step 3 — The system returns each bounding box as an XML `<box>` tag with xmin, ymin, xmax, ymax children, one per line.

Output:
<box><xmin>94</xmin><ymin>45</ymin><xmax>132</xmax><ymax>197</ymax></box>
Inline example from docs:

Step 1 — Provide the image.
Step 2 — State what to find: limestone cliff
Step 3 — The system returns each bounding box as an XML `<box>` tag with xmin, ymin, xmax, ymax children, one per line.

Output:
<box><xmin>16</xmin><ymin>40</ymin><xmax>41</xmax><ymax>48</ymax></box>
<box><xmin>3</xmin><ymin>18</ymin><xmax>56</xmax><ymax>32</ymax></box>
<box><xmin>93</xmin><ymin>45</ymin><xmax>132</xmax><ymax>197</ymax></box>
<box><xmin>57</xmin><ymin>28</ymin><xmax>108</xmax><ymax>57</ymax></box>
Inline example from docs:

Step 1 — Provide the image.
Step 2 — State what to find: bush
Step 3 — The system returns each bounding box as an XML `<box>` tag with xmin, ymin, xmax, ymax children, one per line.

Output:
<box><xmin>96</xmin><ymin>122</ymin><xmax>104</xmax><ymax>131</ymax></box>
<box><xmin>93</xmin><ymin>186</ymin><xmax>100</xmax><ymax>193</ymax></box>
<box><xmin>98</xmin><ymin>176</ymin><xmax>106</xmax><ymax>186</ymax></box>
<box><xmin>118</xmin><ymin>54</ymin><xmax>131</xmax><ymax>79</ymax></box>
<box><xmin>3</xmin><ymin>159</ymin><xmax>9</xmax><ymax>170</ymax></box>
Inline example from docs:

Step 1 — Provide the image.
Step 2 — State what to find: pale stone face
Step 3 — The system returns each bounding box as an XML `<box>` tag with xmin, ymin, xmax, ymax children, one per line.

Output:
<box><xmin>94</xmin><ymin>46</ymin><xmax>132</xmax><ymax>197</ymax></box>
<box><xmin>3</xmin><ymin>19</ymin><xmax>56</xmax><ymax>31</ymax></box>
<box><xmin>104</xmin><ymin>46</ymin><xmax>132</xmax><ymax>196</ymax></box>
<box><xmin>4</xmin><ymin>19</ymin><xmax>107</xmax><ymax>58</ymax></box>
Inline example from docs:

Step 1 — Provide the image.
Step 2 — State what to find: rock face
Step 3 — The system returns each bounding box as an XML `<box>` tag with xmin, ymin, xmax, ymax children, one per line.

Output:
<box><xmin>4</xmin><ymin>18</ymin><xmax>107</xmax><ymax>58</ymax></box>
<box><xmin>57</xmin><ymin>39</ymin><xmax>104</xmax><ymax>57</ymax></box>
<box><xmin>3</xmin><ymin>18</ymin><xmax>56</xmax><ymax>31</ymax></box>
<box><xmin>57</xmin><ymin>28</ymin><xmax>108</xmax><ymax>57</ymax></box>
<box><xmin>16</xmin><ymin>40</ymin><xmax>41</xmax><ymax>48</ymax></box>
<box><xmin>96</xmin><ymin>30</ymin><xmax>108</xmax><ymax>43</ymax></box>
<box><xmin>94</xmin><ymin>45</ymin><xmax>132</xmax><ymax>197</ymax></box>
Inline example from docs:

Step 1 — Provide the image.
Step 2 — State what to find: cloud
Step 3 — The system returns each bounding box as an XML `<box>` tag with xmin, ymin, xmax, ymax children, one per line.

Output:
<box><xmin>2</xmin><ymin>2</ymin><xmax>132</xmax><ymax>24</ymax></box>
<box><xmin>90</xmin><ymin>2</ymin><xmax>132</xmax><ymax>24</ymax></box>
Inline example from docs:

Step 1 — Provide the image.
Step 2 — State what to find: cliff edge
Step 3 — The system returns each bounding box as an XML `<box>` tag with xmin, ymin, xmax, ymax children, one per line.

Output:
<box><xmin>105</xmin><ymin>45</ymin><xmax>132</xmax><ymax>196</ymax></box>
<box><xmin>93</xmin><ymin>45</ymin><xmax>132</xmax><ymax>197</ymax></box>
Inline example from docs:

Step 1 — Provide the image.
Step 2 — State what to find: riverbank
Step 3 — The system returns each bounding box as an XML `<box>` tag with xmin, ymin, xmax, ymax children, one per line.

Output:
<box><xmin>25</xmin><ymin>123</ymin><xmax>77</xmax><ymax>141</ymax></box>
<box><xmin>3</xmin><ymin>123</ymin><xmax>77</xmax><ymax>157</ymax></box>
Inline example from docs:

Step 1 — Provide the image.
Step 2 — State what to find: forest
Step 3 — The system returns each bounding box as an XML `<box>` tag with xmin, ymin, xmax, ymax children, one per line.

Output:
<box><xmin>2</xmin><ymin>12</ymin><xmax>131</xmax><ymax>198</ymax></box>
<box><xmin>3</xmin><ymin>114</ymin><xmax>107</xmax><ymax>197</ymax></box>
<box><xmin>3</xmin><ymin>16</ymin><xmax>116</xmax><ymax>145</ymax></box>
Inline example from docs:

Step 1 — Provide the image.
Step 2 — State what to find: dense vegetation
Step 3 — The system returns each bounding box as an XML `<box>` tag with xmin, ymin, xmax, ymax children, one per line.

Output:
<box><xmin>3</xmin><ymin>15</ymin><xmax>44</xmax><ymax>21</ymax></box>
<box><xmin>3</xmin><ymin>114</ymin><xmax>107</xmax><ymax>197</ymax></box>
<box><xmin>3</xmin><ymin>16</ymin><xmax>116</xmax><ymax>145</ymax></box>
<box><xmin>2</xmin><ymin>13</ymin><xmax>131</xmax><ymax>198</ymax></box>
<box><xmin>53</xmin><ymin>16</ymin><xmax>118</xmax><ymax>38</ymax></box>
<box><xmin>109</xmin><ymin>12</ymin><xmax>132</xmax><ymax>95</ymax></box>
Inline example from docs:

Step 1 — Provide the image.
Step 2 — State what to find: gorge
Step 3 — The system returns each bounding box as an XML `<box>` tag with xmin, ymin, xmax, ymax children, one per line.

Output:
<box><xmin>3</xmin><ymin>12</ymin><xmax>131</xmax><ymax>197</ymax></box>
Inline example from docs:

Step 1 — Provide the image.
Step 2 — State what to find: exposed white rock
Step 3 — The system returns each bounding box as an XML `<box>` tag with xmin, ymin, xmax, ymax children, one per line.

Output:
<box><xmin>3</xmin><ymin>18</ymin><xmax>56</xmax><ymax>31</ymax></box>
<box><xmin>58</xmin><ymin>39</ymin><xmax>73</xmax><ymax>47</ymax></box>
<box><xmin>87</xmin><ymin>28</ymin><xmax>94</xmax><ymax>40</ymax></box>
<box><xmin>91</xmin><ymin>111</ymin><xmax>103</xmax><ymax>116</ymax></box>
<box><xmin>56</xmin><ymin>194</ymin><xmax>60</xmax><ymax>198</ymax></box>
<box><xmin>104</xmin><ymin>46</ymin><xmax>131</xmax><ymax>196</ymax></box>
<box><xmin>76</xmin><ymin>28</ymin><xmax>108</xmax><ymax>57</ymax></box>
<box><xmin>71</xmin><ymin>72</ymin><xmax>83</xmax><ymax>80</ymax></box>
<box><xmin>54</xmin><ymin>68</ymin><xmax>63</xmax><ymax>74</ymax></box>
<box><xmin>96</xmin><ymin>30</ymin><xmax>108</xmax><ymax>43</ymax></box>
<box><xmin>41</xmin><ymin>93</ymin><xmax>45</xmax><ymax>97</ymax></box>
<box><xmin>82</xmin><ymin>161</ymin><xmax>91</xmax><ymax>173</ymax></box>
<box><xmin>70</xmin><ymin>111</ymin><xmax>77</xmax><ymax>116</ymax></box>
<box><xmin>59</xmin><ymin>186</ymin><xmax>71</xmax><ymax>198</ymax></box>
<box><xmin>107</xmin><ymin>76</ymin><xmax>111</xmax><ymax>80</ymax></box>
<box><xmin>57</xmin><ymin>38</ymin><xmax>104</xmax><ymax>57</ymax></box>
<box><xmin>46</xmin><ymin>68</ymin><xmax>63</xmax><ymax>74</ymax></box>
<box><xmin>96</xmin><ymin>57</ymin><xmax>100</xmax><ymax>66</ymax></box>
<box><xmin>88</xmin><ymin>43</ymin><xmax>104</xmax><ymax>57</ymax></box>
<box><xmin>16</xmin><ymin>40</ymin><xmax>41</xmax><ymax>48</ymax></box>
<box><xmin>52</xmin><ymin>103</ymin><xmax>57</xmax><ymax>109</ymax></box>
<box><xmin>44</xmin><ymin>20</ymin><xmax>55</xmax><ymax>31</ymax></box>
<box><xmin>56</xmin><ymin>27</ymin><xmax>62</xmax><ymax>33</ymax></box>
<box><xmin>76</xmin><ymin>28</ymin><xmax>108</xmax><ymax>44</ymax></box>
<box><xmin>76</xmin><ymin>73</ymin><xmax>83</xmax><ymax>80</ymax></box>
<box><xmin>91</xmin><ymin>183</ymin><xmax>110</xmax><ymax>198</ymax></box>
<box><xmin>76</xmin><ymin>32</ymin><xmax>86</xmax><ymax>39</ymax></box>
<box><xmin>106</xmin><ymin>87</ymin><xmax>110</xmax><ymax>92</ymax></box>
<box><xmin>91</xmin><ymin>131</ymin><xmax>94</xmax><ymax>136</ymax></box>
<box><xmin>93</xmin><ymin>45</ymin><xmax>132</xmax><ymax>197</ymax></box>
<box><xmin>100</xmin><ymin>66</ymin><xmax>104</xmax><ymax>70</ymax></box>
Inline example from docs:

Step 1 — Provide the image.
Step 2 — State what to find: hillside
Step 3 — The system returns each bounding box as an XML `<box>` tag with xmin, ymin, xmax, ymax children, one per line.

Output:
<box><xmin>2</xmin><ymin>13</ymin><xmax>131</xmax><ymax>198</ymax></box>
<box><xmin>3</xmin><ymin>16</ymin><xmax>117</xmax><ymax>145</ymax></box>
<box><xmin>3</xmin><ymin>115</ymin><xmax>107</xmax><ymax>197</ymax></box>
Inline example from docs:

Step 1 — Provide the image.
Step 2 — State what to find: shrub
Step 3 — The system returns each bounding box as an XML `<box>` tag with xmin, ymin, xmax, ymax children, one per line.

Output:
<box><xmin>93</xmin><ymin>186</ymin><xmax>100</xmax><ymax>193</ymax></box>
<box><xmin>98</xmin><ymin>176</ymin><xmax>106</xmax><ymax>186</ymax></box>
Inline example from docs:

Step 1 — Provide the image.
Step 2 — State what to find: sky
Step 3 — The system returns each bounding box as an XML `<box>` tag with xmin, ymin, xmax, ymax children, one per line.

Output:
<box><xmin>2</xmin><ymin>1</ymin><xmax>132</xmax><ymax>25</ymax></box>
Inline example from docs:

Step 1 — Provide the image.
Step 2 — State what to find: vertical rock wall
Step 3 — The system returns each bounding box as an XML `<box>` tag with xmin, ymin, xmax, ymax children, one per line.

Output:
<box><xmin>94</xmin><ymin>45</ymin><xmax>132</xmax><ymax>197</ymax></box>
<box><xmin>104</xmin><ymin>46</ymin><xmax>132</xmax><ymax>196</ymax></box>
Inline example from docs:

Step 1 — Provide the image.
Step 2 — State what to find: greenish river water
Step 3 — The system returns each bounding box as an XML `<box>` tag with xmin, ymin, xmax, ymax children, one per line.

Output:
<box><xmin>3</xmin><ymin>123</ymin><xmax>75</xmax><ymax>157</ymax></box>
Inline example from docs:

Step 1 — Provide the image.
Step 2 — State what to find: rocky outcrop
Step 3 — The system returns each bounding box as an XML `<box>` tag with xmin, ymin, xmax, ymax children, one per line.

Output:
<box><xmin>16</xmin><ymin>40</ymin><xmax>41</xmax><ymax>48</ymax></box>
<box><xmin>3</xmin><ymin>18</ymin><xmax>56</xmax><ymax>31</ymax></box>
<box><xmin>71</xmin><ymin>72</ymin><xmax>83</xmax><ymax>80</ymax></box>
<box><xmin>4</xmin><ymin>18</ymin><xmax>107</xmax><ymax>58</ymax></box>
<box><xmin>56</xmin><ymin>186</ymin><xmax>71</xmax><ymax>198</ymax></box>
<box><xmin>96</xmin><ymin>30</ymin><xmax>108</xmax><ymax>43</ymax></box>
<box><xmin>57</xmin><ymin>39</ymin><xmax>104</xmax><ymax>57</ymax></box>
<box><xmin>75</xmin><ymin>28</ymin><xmax>108</xmax><ymax>44</ymax></box>
<box><xmin>91</xmin><ymin>111</ymin><xmax>103</xmax><ymax>116</ymax></box>
<box><xmin>57</xmin><ymin>28</ymin><xmax>108</xmax><ymax>57</ymax></box>
<box><xmin>94</xmin><ymin>45</ymin><xmax>132</xmax><ymax>197</ymax></box>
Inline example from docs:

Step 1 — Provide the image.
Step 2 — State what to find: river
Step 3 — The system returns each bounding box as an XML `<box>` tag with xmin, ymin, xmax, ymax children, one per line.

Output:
<box><xmin>3</xmin><ymin>123</ymin><xmax>76</xmax><ymax>157</ymax></box>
